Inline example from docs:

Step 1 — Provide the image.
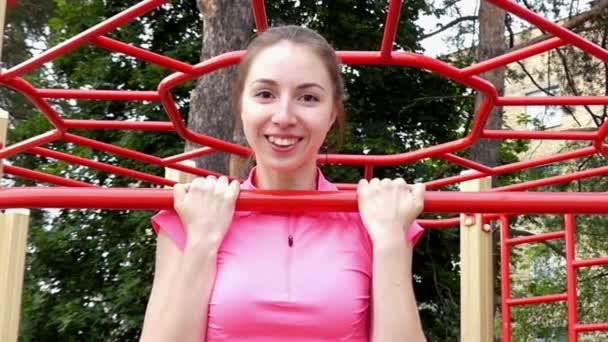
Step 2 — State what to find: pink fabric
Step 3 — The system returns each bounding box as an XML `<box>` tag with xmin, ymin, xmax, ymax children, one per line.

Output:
<box><xmin>151</xmin><ymin>169</ymin><xmax>425</xmax><ymax>341</ymax></box>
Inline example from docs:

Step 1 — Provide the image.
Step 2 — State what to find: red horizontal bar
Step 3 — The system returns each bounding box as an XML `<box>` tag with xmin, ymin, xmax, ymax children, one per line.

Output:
<box><xmin>161</xmin><ymin>147</ymin><xmax>216</xmax><ymax>164</ymax></box>
<box><xmin>417</xmin><ymin>214</ymin><xmax>505</xmax><ymax>229</ymax></box>
<box><xmin>0</xmin><ymin>130</ymin><xmax>62</xmax><ymax>159</ymax></box>
<box><xmin>0</xmin><ymin>0</ymin><xmax>168</xmax><ymax>81</ymax></box>
<box><xmin>2</xmin><ymin>165</ymin><xmax>96</xmax><ymax>187</ymax></box>
<box><xmin>575</xmin><ymin>322</ymin><xmax>608</xmax><ymax>332</ymax></box>
<box><xmin>1</xmin><ymin>189</ymin><xmax>608</xmax><ymax>212</ymax></box>
<box><xmin>506</xmin><ymin>293</ymin><xmax>567</xmax><ymax>306</ymax></box>
<box><xmin>427</xmin><ymin>146</ymin><xmax>596</xmax><ymax>190</ymax></box>
<box><xmin>572</xmin><ymin>257</ymin><xmax>608</xmax><ymax>268</ymax></box>
<box><xmin>483</xmin><ymin>129</ymin><xmax>596</xmax><ymax>140</ymax></box>
<box><xmin>30</xmin><ymin>147</ymin><xmax>173</xmax><ymax>187</ymax></box>
<box><xmin>37</xmin><ymin>89</ymin><xmax>160</xmax><ymax>101</ymax></box>
<box><xmin>497</xmin><ymin>164</ymin><xmax>608</xmax><ymax>192</ymax></box>
<box><xmin>92</xmin><ymin>36</ymin><xmax>195</xmax><ymax>73</ymax></box>
<box><xmin>337</xmin><ymin>51</ymin><xmax>497</xmax><ymax>95</ymax></box>
<box><xmin>319</xmin><ymin>138</ymin><xmax>471</xmax><ymax>166</ymax></box>
<box><xmin>165</xmin><ymin>162</ymin><xmax>226</xmax><ymax>179</ymax></box>
<box><xmin>498</xmin><ymin>96</ymin><xmax>608</xmax><ymax>106</ymax></box>
<box><xmin>438</xmin><ymin>153</ymin><xmax>494</xmax><ymax>174</ymax></box>
<box><xmin>488</xmin><ymin>0</ymin><xmax>608</xmax><ymax>62</ymax></box>
<box><xmin>462</xmin><ymin>37</ymin><xmax>566</xmax><ymax>77</ymax></box>
<box><xmin>63</xmin><ymin>133</ymin><xmax>163</xmax><ymax>165</ymax></box>
<box><xmin>507</xmin><ymin>231</ymin><xmax>565</xmax><ymax>246</ymax></box>
<box><xmin>65</xmin><ymin>120</ymin><xmax>174</xmax><ymax>131</ymax></box>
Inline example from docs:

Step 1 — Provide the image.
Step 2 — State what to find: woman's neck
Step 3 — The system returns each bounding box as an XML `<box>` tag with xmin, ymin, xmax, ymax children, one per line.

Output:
<box><xmin>254</xmin><ymin>163</ymin><xmax>318</xmax><ymax>190</ymax></box>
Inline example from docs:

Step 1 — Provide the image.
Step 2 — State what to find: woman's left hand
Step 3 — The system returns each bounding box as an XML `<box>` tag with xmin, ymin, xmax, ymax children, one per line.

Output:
<box><xmin>357</xmin><ymin>178</ymin><xmax>425</xmax><ymax>246</ymax></box>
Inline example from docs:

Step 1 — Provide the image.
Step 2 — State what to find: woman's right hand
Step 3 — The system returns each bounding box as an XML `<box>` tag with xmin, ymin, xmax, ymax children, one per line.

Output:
<box><xmin>173</xmin><ymin>175</ymin><xmax>240</xmax><ymax>250</ymax></box>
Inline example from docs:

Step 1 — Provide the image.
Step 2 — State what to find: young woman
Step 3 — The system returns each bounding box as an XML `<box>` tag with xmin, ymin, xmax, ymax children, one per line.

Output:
<box><xmin>141</xmin><ymin>25</ymin><xmax>427</xmax><ymax>342</ymax></box>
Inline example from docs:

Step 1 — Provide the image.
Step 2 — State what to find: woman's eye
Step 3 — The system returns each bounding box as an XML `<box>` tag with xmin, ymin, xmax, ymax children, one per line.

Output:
<box><xmin>301</xmin><ymin>94</ymin><xmax>319</xmax><ymax>102</ymax></box>
<box><xmin>255</xmin><ymin>91</ymin><xmax>274</xmax><ymax>99</ymax></box>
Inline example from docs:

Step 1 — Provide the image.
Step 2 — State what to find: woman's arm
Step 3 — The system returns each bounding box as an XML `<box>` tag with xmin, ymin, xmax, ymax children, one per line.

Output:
<box><xmin>357</xmin><ymin>178</ymin><xmax>427</xmax><ymax>341</ymax></box>
<box><xmin>140</xmin><ymin>176</ymin><xmax>240</xmax><ymax>342</ymax></box>
<box><xmin>140</xmin><ymin>230</ymin><xmax>218</xmax><ymax>342</ymax></box>
<box><xmin>371</xmin><ymin>237</ymin><xmax>426</xmax><ymax>342</ymax></box>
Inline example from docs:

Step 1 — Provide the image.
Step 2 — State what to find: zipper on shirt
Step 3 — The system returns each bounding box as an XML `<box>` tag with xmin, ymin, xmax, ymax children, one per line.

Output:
<box><xmin>288</xmin><ymin>235</ymin><xmax>294</xmax><ymax>247</ymax></box>
<box><xmin>286</xmin><ymin>213</ymin><xmax>295</xmax><ymax>301</ymax></box>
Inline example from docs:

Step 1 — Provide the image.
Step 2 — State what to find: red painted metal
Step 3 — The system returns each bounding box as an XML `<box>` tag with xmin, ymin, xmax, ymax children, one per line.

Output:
<box><xmin>0</xmin><ymin>0</ymin><xmax>169</xmax><ymax>81</ymax></box>
<box><xmin>0</xmin><ymin>130</ymin><xmax>62</xmax><ymax>159</ymax></box>
<box><xmin>1</xmin><ymin>1</ymin><xmax>608</xmax><ymax>339</ymax></box>
<box><xmin>506</xmin><ymin>231</ymin><xmax>565</xmax><ymax>246</ymax></box>
<box><xmin>92</xmin><ymin>36</ymin><xmax>195</xmax><ymax>73</ymax></box>
<box><xmin>461</xmin><ymin>37</ymin><xmax>566</xmax><ymax>77</ymax></box>
<box><xmin>506</xmin><ymin>293</ymin><xmax>568</xmax><ymax>306</ymax></box>
<box><xmin>565</xmin><ymin>214</ymin><xmax>579</xmax><ymax>342</ymax></box>
<box><xmin>161</xmin><ymin>147</ymin><xmax>217</xmax><ymax>165</ymax></box>
<box><xmin>0</xmin><ymin>189</ymin><xmax>606</xmax><ymax>213</ymax></box>
<box><xmin>37</xmin><ymin>89</ymin><xmax>160</xmax><ymax>101</ymax></box>
<box><xmin>251</xmin><ymin>0</ymin><xmax>268</xmax><ymax>33</ymax></box>
<box><xmin>380</xmin><ymin>0</ymin><xmax>403</xmax><ymax>59</ymax></box>
<box><xmin>498</xmin><ymin>96</ymin><xmax>608</xmax><ymax>106</ymax></box>
<box><xmin>65</xmin><ymin>120</ymin><xmax>174</xmax><ymax>131</ymax></box>
<box><xmin>2</xmin><ymin>165</ymin><xmax>95</xmax><ymax>187</ymax></box>
<box><xmin>438</xmin><ymin>153</ymin><xmax>494</xmax><ymax>174</ymax></box>
<box><xmin>482</xmin><ymin>129</ymin><xmax>595</xmax><ymax>140</ymax></box>
<box><xmin>572</xmin><ymin>257</ymin><xmax>608</xmax><ymax>268</ymax></box>
<box><xmin>576</xmin><ymin>323</ymin><xmax>608</xmax><ymax>332</ymax></box>
<box><xmin>30</xmin><ymin>147</ymin><xmax>174</xmax><ymax>187</ymax></box>
<box><xmin>500</xmin><ymin>216</ymin><xmax>512</xmax><ymax>342</ymax></box>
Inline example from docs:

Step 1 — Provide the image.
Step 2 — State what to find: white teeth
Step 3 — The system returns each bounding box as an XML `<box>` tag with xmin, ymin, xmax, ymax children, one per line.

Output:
<box><xmin>268</xmin><ymin>136</ymin><xmax>299</xmax><ymax>146</ymax></box>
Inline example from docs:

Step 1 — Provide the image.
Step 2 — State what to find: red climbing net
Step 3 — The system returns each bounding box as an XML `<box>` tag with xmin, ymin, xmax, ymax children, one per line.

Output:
<box><xmin>1</xmin><ymin>1</ymin><xmax>608</xmax><ymax>340</ymax></box>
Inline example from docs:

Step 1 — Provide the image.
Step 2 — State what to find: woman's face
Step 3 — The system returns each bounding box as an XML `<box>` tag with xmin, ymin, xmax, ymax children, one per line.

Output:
<box><xmin>240</xmin><ymin>41</ymin><xmax>336</xmax><ymax>173</ymax></box>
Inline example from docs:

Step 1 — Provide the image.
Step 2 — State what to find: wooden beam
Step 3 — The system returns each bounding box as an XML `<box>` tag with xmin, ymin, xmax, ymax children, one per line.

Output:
<box><xmin>1</xmin><ymin>109</ymin><xmax>7</xmax><ymax>177</ymax></box>
<box><xmin>0</xmin><ymin>209</ymin><xmax>30</xmax><ymax>342</ymax></box>
<box><xmin>460</xmin><ymin>171</ymin><xmax>494</xmax><ymax>342</ymax></box>
<box><xmin>0</xmin><ymin>0</ymin><xmax>6</xmax><ymax>62</ymax></box>
<box><xmin>164</xmin><ymin>160</ymin><xmax>197</xmax><ymax>186</ymax></box>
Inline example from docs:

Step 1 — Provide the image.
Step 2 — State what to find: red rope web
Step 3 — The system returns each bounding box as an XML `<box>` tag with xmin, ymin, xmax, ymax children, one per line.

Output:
<box><xmin>1</xmin><ymin>1</ymin><xmax>608</xmax><ymax>340</ymax></box>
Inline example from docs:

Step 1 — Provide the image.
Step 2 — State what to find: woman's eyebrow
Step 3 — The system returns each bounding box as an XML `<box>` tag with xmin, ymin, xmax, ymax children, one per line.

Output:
<box><xmin>250</xmin><ymin>78</ymin><xmax>277</xmax><ymax>87</ymax></box>
<box><xmin>297</xmin><ymin>83</ymin><xmax>325</xmax><ymax>91</ymax></box>
<box><xmin>250</xmin><ymin>79</ymin><xmax>325</xmax><ymax>91</ymax></box>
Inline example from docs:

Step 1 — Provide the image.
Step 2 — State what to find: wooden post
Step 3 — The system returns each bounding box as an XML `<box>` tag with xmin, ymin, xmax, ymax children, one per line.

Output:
<box><xmin>1</xmin><ymin>108</ymin><xmax>32</xmax><ymax>341</ymax></box>
<box><xmin>164</xmin><ymin>160</ymin><xmax>197</xmax><ymax>186</ymax></box>
<box><xmin>460</xmin><ymin>171</ymin><xmax>494</xmax><ymax>342</ymax></box>
<box><xmin>0</xmin><ymin>0</ymin><xmax>6</xmax><ymax>63</ymax></box>
<box><xmin>0</xmin><ymin>209</ymin><xmax>30</xmax><ymax>342</ymax></box>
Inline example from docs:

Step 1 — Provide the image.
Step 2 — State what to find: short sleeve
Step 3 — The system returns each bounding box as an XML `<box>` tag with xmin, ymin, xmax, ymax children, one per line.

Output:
<box><xmin>407</xmin><ymin>220</ymin><xmax>425</xmax><ymax>246</ymax></box>
<box><xmin>151</xmin><ymin>209</ymin><xmax>187</xmax><ymax>251</ymax></box>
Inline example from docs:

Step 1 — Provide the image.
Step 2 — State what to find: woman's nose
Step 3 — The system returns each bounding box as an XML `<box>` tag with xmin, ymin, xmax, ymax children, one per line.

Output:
<box><xmin>271</xmin><ymin>100</ymin><xmax>297</xmax><ymax>127</ymax></box>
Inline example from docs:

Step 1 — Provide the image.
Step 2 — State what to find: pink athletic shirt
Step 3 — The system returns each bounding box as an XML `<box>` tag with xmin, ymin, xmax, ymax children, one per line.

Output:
<box><xmin>151</xmin><ymin>168</ymin><xmax>425</xmax><ymax>341</ymax></box>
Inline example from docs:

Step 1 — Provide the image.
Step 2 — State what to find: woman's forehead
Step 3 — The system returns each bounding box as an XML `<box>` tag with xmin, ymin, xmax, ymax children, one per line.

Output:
<box><xmin>245</xmin><ymin>42</ymin><xmax>332</xmax><ymax>87</ymax></box>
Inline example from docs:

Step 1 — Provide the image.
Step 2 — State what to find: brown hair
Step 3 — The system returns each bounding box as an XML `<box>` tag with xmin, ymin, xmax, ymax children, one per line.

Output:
<box><xmin>232</xmin><ymin>25</ymin><xmax>346</xmax><ymax>147</ymax></box>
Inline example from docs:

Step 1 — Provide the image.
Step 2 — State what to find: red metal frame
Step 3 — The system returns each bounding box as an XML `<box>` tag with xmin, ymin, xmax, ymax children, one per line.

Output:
<box><xmin>2</xmin><ymin>1</ymin><xmax>608</xmax><ymax>339</ymax></box>
<box><xmin>501</xmin><ymin>215</ymin><xmax>608</xmax><ymax>342</ymax></box>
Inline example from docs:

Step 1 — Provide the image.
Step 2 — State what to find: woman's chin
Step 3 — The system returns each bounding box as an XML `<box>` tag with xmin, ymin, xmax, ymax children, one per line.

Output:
<box><xmin>258</xmin><ymin>157</ymin><xmax>313</xmax><ymax>174</ymax></box>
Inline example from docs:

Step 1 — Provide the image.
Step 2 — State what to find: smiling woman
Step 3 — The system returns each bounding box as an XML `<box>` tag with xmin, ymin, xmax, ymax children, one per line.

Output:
<box><xmin>239</xmin><ymin>39</ymin><xmax>338</xmax><ymax>189</ymax></box>
<box><xmin>140</xmin><ymin>25</ymin><xmax>426</xmax><ymax>342</ymax></box>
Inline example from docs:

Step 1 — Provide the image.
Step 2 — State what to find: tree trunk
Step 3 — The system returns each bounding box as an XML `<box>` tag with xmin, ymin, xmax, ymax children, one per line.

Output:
<box><xmin>187</xmin><ymin>0</ymin><xmax>253</xmax><ymax>177</ymax></box>
<box><xmin>471</xmin><ymin>6</ymin><xmax>506</xmax><ymax>341</ymax></box>
<box><xmin>470</xmin><ymin>2</ymin><xmax>506</xmax><ymax>175</ymax></box>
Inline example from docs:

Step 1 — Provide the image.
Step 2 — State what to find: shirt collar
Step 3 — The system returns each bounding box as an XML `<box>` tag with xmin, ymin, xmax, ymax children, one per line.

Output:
<box><xmin>237</xmin><ymin>167</ymin><xmax>340</xmax><ymax>218</ymax></box>
<box><xmin>240</xmin><ymin>167</ymin><xmax>338</xmax><ymax>192</ymax></box>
